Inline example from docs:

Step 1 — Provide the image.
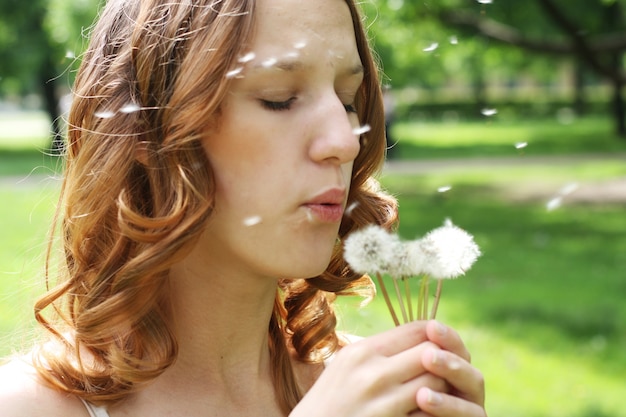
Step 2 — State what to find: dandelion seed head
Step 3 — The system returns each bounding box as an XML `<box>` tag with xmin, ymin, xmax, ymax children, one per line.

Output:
<box><xmin>419</xmin><ymin>219</ymin><xmax>481</xmax><ymax>279</ymax></box>
<box><xmin>437</xmin><ymin>185</ymin><xmax>452</xmax><ymax>193</ymax></box>
<box><xmin>477</xmin><ymin>0</ymin><xmax>493</xmax><ymax>3</ymax></box>
<box><xmin>481</xmin><ymin>108</ymin><xmax>498</xmax><ymax>116</ymax></box>
<box><xmin>243</xmin><ymin>215</ymin><xmax>262</xmax><ymax>226</ymax></box>
<box><xmin>389</xmin><ymin>240</ymin><xmax>426</xmax><ymax>277</ymax></box>
<box><xmin>344</xmin><ymin>225</ymin><xmax>398</xmax><ymax>275</ymax></box>
<box><xmin>515</xmin><ymin>142</ymin><xmax>528</xmax><ymax>150</ymax></box>
<box><xmin>423</xmin><ymin>42</ymin><xmax>439</xmax><ymax>52</ymax></box>
<box><xmin>352</xmin><ymin>124</ymin><xmax>371</xmax><ymax>136</ymax></box>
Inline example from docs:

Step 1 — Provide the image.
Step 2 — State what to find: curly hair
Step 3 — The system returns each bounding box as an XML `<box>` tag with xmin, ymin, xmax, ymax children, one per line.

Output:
<box><xmin>33</xmin><ymin>0</ymin><xmax>398</xmax><ymax>414</ymax></box>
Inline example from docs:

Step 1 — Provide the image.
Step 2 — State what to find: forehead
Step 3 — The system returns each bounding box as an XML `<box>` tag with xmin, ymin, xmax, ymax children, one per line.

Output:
<box><xmin>251</xmin><ymin>0</ymin><xmax>359</xmax><ymax>65</ymax></box>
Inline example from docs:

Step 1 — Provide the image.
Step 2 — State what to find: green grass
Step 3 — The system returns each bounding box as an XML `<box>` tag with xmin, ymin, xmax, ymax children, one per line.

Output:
<box><xmin>2</xmin><ymin>113</ymin><xmax>625</xmax><ymax>416</ymax></box>
<box><xmin>391</xmin><ymin>115</ymin><xmax>626</xmax><ymax>159</ymax></box>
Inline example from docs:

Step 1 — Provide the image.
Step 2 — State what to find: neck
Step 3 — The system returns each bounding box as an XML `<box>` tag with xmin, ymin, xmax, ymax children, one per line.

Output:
<box><xmin>151</xmin><ymin>240</ymin><xmax>282</xmax><ymax>402</ymax></box>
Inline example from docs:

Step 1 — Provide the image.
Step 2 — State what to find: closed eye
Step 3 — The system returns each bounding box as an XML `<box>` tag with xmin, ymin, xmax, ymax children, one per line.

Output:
<box><xmin>260</xmin><ymin>97</ymin><xmax>296</xmax><ymax>111</ymax></box>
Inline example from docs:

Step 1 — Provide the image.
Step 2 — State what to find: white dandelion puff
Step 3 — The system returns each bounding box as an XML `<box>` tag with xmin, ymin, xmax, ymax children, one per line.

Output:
<box><xmin>344</xmin><ymin>225</ymin><xmax>398</xmax><ymax>275</ymax></box>
<box><xmin>388</xmin><ymin>240</ymin><xmax>426</xmax><ymax>278</ymax></box>
<box><xmin>419</xmin><ymin>219</ymin><xmax>481</xmax><ymax>279</ymax></box>
<box><xmin>477</xmin><ymin>0</ymin><xmax>493</xmax><ymax>4</ymax></box>
<box><xmin>449</xmin><ymin>36</ymin><xmax>459</xmax><ymax>45</ymax></box>
<box><xmin>437</xmin><ymin>185</ymin><xmax>452</xmax><ymax>193</ymax></box>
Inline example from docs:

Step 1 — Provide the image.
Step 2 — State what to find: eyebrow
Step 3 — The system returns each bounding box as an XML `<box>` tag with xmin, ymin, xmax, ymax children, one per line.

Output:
<box><xmin>251</xmin><ymin>59</ymin><xmax>364</xmax><ymax>77</ymax></box>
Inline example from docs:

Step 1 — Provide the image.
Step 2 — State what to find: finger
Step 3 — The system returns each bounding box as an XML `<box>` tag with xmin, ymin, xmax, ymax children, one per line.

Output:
<box><xmin>416</xmin><ymin>387</ymin><xmax>487</xmax><ymax>417</ymax></box>
<box><xmin>380</xmin><ymin>372</ymin><xmax>448</xmax><ymax>416</ymax></box>
<box><xmin>361</xmin><ymin>320</ymin><xmax>429</xmax><ymax>357</ymax></box>
<box><xmin>384</xmin><ymin>340</ymin><xmax>436</xmax><ymax>383</ymax></box>
<box><xmin>425</xmin><ymin>321</ymin><xmax>471</xmax><ymax>362</ymax></box>
<box><xmin>421</xmin><ymin>348</ymin><xmax>485</xmax><ymax>407</ymax></box>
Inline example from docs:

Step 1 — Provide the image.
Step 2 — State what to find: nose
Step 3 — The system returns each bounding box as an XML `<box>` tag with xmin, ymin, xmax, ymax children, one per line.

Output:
<box><xmin>308</xmin><ymin>94</ymin><xmax>361</xmax><ymax>165</ymax></box>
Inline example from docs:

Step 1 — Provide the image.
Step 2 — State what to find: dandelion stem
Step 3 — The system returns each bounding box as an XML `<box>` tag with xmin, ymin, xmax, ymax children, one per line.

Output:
<box><xmin>430</xmin><ymin>280</ymin><xmax>444</xmax><ymax>319</ymax></box>
<box><xmin>393</xmin><ymin>278</ymin><xmax>409</xmax><ymax>324</ymax></box>
<box><xmin>404</xmin><ymin>277</ymin><xmax>413</xmax><ymax>322</ymax></box>
<box><xmin>423</xmin><ymin>277</ymin><xmax>430</xmax><ymax>320</ymax></box>
<box><xmin>417</xmin><ymin>276</ymin><xmax>429</xmax><ymax>320</ymax></box>
<box><xmin>376</xmin><ymin>273</ymin><xmax>400</xmax><ymax>326</ymax></box>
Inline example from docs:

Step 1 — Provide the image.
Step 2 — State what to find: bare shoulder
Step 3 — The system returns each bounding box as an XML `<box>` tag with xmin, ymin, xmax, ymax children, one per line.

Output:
<box><xmin>0</xmin><ymin>357</ymin><xmax>89</xmax><ymax>417</ymax></box>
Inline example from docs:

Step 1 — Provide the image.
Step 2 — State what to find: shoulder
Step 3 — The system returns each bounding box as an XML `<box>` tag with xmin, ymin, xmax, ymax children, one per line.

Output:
<box><xmin>0</xmin><ymin>357</ymin><xmax>90</xmax><ymax>417</ymax></box>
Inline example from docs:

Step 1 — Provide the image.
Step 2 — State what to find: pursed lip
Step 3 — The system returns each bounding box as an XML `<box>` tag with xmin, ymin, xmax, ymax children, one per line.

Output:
<box><xmin>302</xmin><ymin>188</ymin><xmax>347</xmax><ymax>223</ymax></box>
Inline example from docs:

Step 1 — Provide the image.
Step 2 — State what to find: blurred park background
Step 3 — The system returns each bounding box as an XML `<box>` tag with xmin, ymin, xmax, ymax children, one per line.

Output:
<box><xmin>1</xmin><ymin>0</ymin><xmax>625</xmax><ymax>416</ymax></box>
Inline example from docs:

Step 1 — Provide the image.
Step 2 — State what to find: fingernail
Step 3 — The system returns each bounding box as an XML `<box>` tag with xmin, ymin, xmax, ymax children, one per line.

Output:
<box><xmin>431</xmin><ymin>349</ymin><xmax>443</xmax><ymax>365</ymax></box>
<box><xmin>427</xmin><ymin>388</ymin><xmax>443</xmax><ymax>406</ymax></box>
<box><xmin>435</xmin><ymin>321</ymin><xmax>448</xmax><ymax>336</ymax></box>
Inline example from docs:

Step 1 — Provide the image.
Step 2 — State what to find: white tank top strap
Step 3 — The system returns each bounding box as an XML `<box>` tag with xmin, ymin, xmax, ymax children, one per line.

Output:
<box><xmin>79</xmin><ymin>398</ymin><xmax>110</xmax><ymax>417</ymax></box>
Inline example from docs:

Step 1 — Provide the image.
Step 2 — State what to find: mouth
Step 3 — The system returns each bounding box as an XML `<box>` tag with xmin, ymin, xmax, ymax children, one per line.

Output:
<box><xmin>303</xmin><ymin>188</ymin><xmax>347</xmax><ymax>223</ymax></box>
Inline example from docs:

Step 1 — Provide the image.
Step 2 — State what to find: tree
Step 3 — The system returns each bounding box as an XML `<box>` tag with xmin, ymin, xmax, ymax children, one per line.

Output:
<box><xmin>0</xmin><ymin>0</ymin><xmax>98</xmax><ymax>152</ymax></box>
<box><xmin>397</xmin><ymin>0</ymin><xmax>626</xmax><ymax>137</ymax></box>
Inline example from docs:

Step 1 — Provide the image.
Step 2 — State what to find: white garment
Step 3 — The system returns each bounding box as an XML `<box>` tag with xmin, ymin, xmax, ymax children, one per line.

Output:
<box><xmin>79</xmin><ymin>398</ymin><xmax>110</xmax><ymax>417</ymax></box>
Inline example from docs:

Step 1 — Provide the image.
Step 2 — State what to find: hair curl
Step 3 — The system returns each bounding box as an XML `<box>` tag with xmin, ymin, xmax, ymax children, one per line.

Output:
<box><xmin>33</xmin><ymin>0</ymin><xmax>397</xmax><ymax>414</ymax></box>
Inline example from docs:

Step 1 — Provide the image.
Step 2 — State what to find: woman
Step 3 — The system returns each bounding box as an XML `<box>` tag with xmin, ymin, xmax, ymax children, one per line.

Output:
<box><xmin>1</xmin><ymin>0</ymin><xmax>486</xmax><ymax>416</ymax></box>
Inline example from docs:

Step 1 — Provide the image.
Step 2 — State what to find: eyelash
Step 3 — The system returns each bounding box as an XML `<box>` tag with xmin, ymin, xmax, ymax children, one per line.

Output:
<box><xmin>260</xmin><ymin>98</ymin><xmax>357</xmax><ymax>113</ymax></box>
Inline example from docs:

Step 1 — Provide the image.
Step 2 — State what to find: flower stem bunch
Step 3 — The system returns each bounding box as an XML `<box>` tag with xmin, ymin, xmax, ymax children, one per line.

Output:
<box><xmin>343</xmin><ymin>219</ymin><xmax>481</xmax><ymax>326</ymax></box>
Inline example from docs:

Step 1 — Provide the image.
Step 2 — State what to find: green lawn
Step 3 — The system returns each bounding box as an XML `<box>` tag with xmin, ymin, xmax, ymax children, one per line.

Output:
<box><xmin>1</xmin><ymin>113</ymin><xmax>625</xmax><ymax>416</ymax></box>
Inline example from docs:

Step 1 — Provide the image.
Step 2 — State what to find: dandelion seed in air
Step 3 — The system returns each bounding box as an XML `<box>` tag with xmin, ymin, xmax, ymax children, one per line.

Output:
<box><xmin>423</xmin><ymin>43</ymin><xmax>439</xmax><ymax>52</ymax></box>
<box><xmin>437</xmin><ymin>185</ymin><xmax>452</xmax><ymax>193</ymax></box>
<box><xmin>449</xmin><ymin>36</ymin><xmax>459</xmax><ymax>45</ymax></box>
<box><xmin>345</xmin><ymin>201</ymin><xmax>359</xmax><ymax>217</ymax></box>
<box><xmin>262</xmin><ymin>57</ymin><xmax>277</xmax><ymax>68</ymax></box>
<box><xmin>120</xmin><ymin>103</ymin><xmax>141</xmax><ymax>114</ymax></box>
<box><xmin>225</xmin><ymin>67</ymin><xmax>244</xmax><ymax>79</ymax></box>
<box><xmin>481</xmin><ymin>108</ymin><xmax>498</xmax><ymax>117</ymax></box>
<box><xmin>65</xmin><ymin>50</ymin><xmax>76</xmax><ymax>59</ymax></box>
<box><xmin>94</xmin><ymin>109</ymin><xmax>116</xmax><ymax>119</ymax></box>
<box><xmin>546</xmin><ymin>197</ymin><xmax>562</xmax><ymax>211</ymax></box>
<box><xmin>515</xmin><ymin>142</ymin><xmax>528</xmax><ymax>150</ymax></box>
<box><xmin>243</xmin><ymin>215</ymin><xmax>262</xmax><ymax>226</ymax></box>
<box><xmin>352</xmin><ymin>124</ymin><xmax>371</xmax><ymax>136</ymax></box>
<box><xmin>477</xmin><ymin>0</ymin><xmax>493</xmax><ymax>4</ymax></box>
<box><xmin>238</xmin><ymin>52</ymin><xmax>256</xmax><ymax>63</ymax></box>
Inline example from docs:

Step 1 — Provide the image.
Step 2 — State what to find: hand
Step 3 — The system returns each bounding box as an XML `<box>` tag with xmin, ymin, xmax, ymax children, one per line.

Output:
<box><xmin>415</xmin><ymin>321</ymin><xmax>486</xmax><ymax>417</ymax></box>
<box><xmin>291</xmin><ymin>321</ymin><xmax>446</xmax><ymax>417</ymax></box>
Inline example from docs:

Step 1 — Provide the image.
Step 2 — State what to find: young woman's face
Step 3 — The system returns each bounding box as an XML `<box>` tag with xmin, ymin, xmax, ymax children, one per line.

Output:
<box><xmin>199</xmin><ymin>0</ymin><xmax>364</xmax><ymax>280</ymax></box>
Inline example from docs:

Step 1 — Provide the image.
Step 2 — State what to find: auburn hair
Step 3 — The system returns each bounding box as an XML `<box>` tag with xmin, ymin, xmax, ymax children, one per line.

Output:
<box><xmin>33</xmin><ymin>0</ymin><xmax>397</xmax><ymax>414</ymax></box>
